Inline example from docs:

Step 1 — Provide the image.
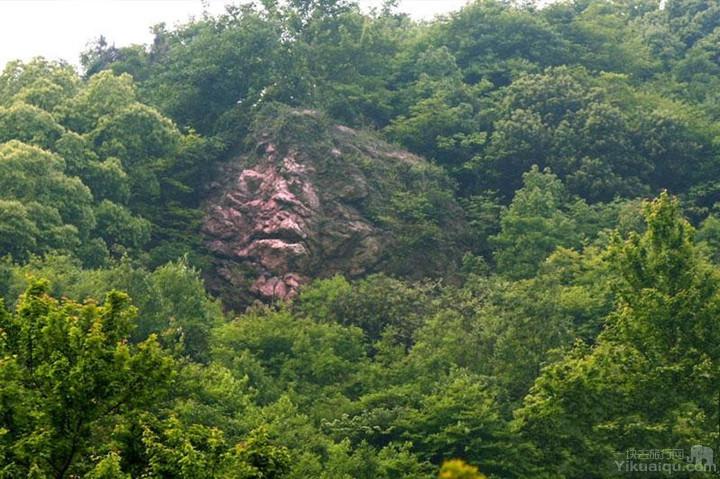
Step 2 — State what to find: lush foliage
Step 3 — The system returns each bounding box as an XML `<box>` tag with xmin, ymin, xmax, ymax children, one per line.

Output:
<box><xmin>3</xmin><ymin>0</ymin><xmax>720</xmax><ymax>477</ymax></box>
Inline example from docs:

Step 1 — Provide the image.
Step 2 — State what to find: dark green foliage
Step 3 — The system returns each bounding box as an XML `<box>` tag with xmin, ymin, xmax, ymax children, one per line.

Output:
<box><xmin>297</xmin><ymin>274</ymin><xmax>435</xmax><ymax>348</ymax></box>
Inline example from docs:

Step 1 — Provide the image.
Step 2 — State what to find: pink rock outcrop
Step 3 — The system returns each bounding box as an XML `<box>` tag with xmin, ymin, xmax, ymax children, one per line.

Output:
<box><xmin>203</xmin><ymin>137</ymin><xmax>385</xmax><ymax>307</ymax></box>
<box><xmin>201</xmin><ymin>109</ymin><xmax>464</xmax><ymax>309</ymax></box>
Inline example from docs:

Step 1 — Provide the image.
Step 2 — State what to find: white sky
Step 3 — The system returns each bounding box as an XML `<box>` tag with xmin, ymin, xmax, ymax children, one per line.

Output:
<box><xmin>0</xmin><ymin>0</ymin><xmax>470</xmax><ymax>70</ymax></box>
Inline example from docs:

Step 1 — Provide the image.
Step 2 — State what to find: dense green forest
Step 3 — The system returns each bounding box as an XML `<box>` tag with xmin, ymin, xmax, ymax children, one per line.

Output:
<box><xmin>2</xmin><ymin>0</ymin><xmax>720</xmax><ymax>477</ymax></box>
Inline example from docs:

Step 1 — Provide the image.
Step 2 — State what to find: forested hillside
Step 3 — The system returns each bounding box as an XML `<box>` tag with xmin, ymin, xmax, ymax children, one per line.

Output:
<box><xmin>1</xmin><ymin>0</ymin><xmax>720</xmax><ymax>477</ymax></box>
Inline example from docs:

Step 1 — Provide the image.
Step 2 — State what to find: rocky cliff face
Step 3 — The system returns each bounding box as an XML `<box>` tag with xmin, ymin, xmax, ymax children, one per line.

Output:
<box><xmin>202</xmin><ymin>107</ymin><xmax>464</xmax><ymax>309</ymax></box>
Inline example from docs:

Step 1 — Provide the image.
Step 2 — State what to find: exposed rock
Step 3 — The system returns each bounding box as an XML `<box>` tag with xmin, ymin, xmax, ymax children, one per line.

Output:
<box><xmin>202</xmin><ymin>105</ymin><xmax>465</xmax><ymax>309</ymax></box>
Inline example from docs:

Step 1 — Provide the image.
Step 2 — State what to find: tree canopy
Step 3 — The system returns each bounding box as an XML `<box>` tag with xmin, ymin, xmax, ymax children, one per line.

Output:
<box><xmin>2</xmin><ymin>0</ymin><xmax>720</xmax><ymax>476</ymax></box>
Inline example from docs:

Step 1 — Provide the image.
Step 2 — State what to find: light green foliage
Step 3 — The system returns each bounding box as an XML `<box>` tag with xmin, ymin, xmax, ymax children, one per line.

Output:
<box><xmin>460</xmin><ymin>192</ymin><xmax>503</xmax><ymax>258</ymax></box>
<box><xmin>516</xmin><ymin>193</ymin><xmax>720</xmax><ymax>477</ymax></box>
<box><xmin>409</xmin><ymin>245</ymin><xmax>614</xmax><ymax>407</ymax></box>
<box><xmin>82</xmin><ymin>157</ymin><xmax>131</xmax><ymax>204</ymax></box>
<box><xmin>0</xmin><ymin>59</ymin><xmax>79</xmax><ymax>111</ymax></box>
<box><xmin>169</xmin><ymin>362</ymin><xmax>255</xmax><ymax>443</ymax></box>
<box><xmin>0</xmin><ymin>141</ymin><xmax>94</xmax><ymax>259</ymax></box>
<box><xmin>84</xmin><ymin>454</ymin><xmax>130</xmax><ymax>479</ymax></box>
<box><xmin>385</xmin><ymin>47</ymin><xmax>489</xmax><ymax>177</ymax></box>
<box><xmin>138</xmin><ymin>417</ymin><xmax>229</xmax><ymax>478</ymax></box>
<box><xmin>140</xmin><ymin>259</ymin><xmax>224</xmax><ymax>361</ymax></box>
<box><xmin>61</xmin><ymin>71</ymin><xmax>138</xmax><ymax>133</ymax></box>
<box><xmin>0</xmin><ymin>60</ymin><xmax>222</xmax><ymax>267</ymax></box>
<box><xmin>609</xmin><ymin>192</ymin><xmax>720</xmax><ymax>359</ymax></box>
<box><xmin>0</xmin><ymin>280</ymin><xmax>174</xmax><ymax>477</ymax></box>
<box><xmin>1</xmin><ymin>256</ymin><xmax>223</xmax><ymax>362</ymax></box>
<box><xmin>212</xmin><ymin>307</ymin><xmax>367</xmax><ymax>403</ymax></box>
<box><xmin>221</xmin><ymin>427</ymin><xmax>291</xmax><ymax>479</ymax></box>
<box><xmin>395</xmin><ymin>370</ymin><xmax>514</xmax><ymax>475</ymax></box>
<box><xmin>492</xmin><ymin>166</ymin><xmax>582</xmax><ymax>279</ymax></box>
<box><xmin>0</xmin><ymin>279</ymin><xmax>293</xmax><ymax>478</ymax></box>
<box><xmin>90</xmin><ymin>103</ymin><xmax>179</xmax><ymax>203</ymax></box>
<box><xmin>0</xmin><ymin>102</ymin><xmax>65</xmax><ymax>149</ymax></box>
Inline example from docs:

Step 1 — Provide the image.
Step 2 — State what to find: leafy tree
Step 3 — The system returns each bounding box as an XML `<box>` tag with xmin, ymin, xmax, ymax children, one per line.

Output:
<box><xmin>94</xmin><ymin>200</ymin><xmax>151</xmax><ymax>254</ymax></box>
<box><xmin>132</xmin><ymin>7</ymin><xmax>285</xmax><ymax>137</ymax></box>
<box><xmin>394</xmin><ymin>369</ymin><xmax>522</xmax><ymax>478</ymax></box>
<box><xmin>84</xmin><ymin>453</ymin><xmax>130</xmax><ymax>479</ymax></box>
<box><xmin>0</xmin><ymin>60</ymin><xmax>225</xmax><ymax>269</ymax></box>
<box><xmin>0</xmin><ymin>58</ymin><xmax>78</xmax><ymax>111</ymax></box>
<box><xmin>61</xmin><ymin>71</ymin><xmax>137</xmax><ymax>133</ymax></box>
<box><xmin>0</xmin><ymin>102</ymin><xmax>65</xmax><ymax>149</ymax></box>
<box><xmin>492</xmin><ymin>166</ymin><xmax>582</xmax><ymax>279</ymax></box>
<box><xmin>664</xmin><ymin>0</ymin><xmax>720</xmax><ymax>48</ymax></box>
<box><xmin>0</xmin><ymin>280</ymin><xmax>174</xmax><ymax>477</ymax></box>
<box><xmin>385</xmin><ymin>69</ymin><xmax>489</xmax><ymax>187</ymax></box>
<box><xmin>696</xmin><ymin>213</ymin><xmax>720</xmax><ymax>262</ymax></box>
<box><xmin>1</xmin><ymin>256</ymin><xmax>223</xmax><ymax>363</ymax></box>
<box><xmin>221</xmin><ymin>427</ymin><xmax>291</xmax><ymax>479</ymax></box>
<box><xmin>297</xmin><ymin>274</ymin><xmax>434</xmax><ymax>348</ymax></box>
<box><xmin>475</xmin><ymin>66</ymin><xmax>716</xmax><ymax>201</ymax></box>
<box><xmin>0</xmin><ymin>140</ymin><xmax>96</xmax><ymax>259</ymax></box>
<box><xmin>434</xmin><ymin>0</ymin><xmax>568</xmax><ymax>86</ymax></box>
<box><xmin>542</xmin><ymin>0</ymin><xmax>658</xmax><ymax>76</ymax></box>
<box><xmin>212</xmin><ymin>307</ymin><xmax>367</xmax><ymax>404</ymax></box>
<box><xmin>516</xmin><ymin>192</ymin><xmax>720</xmax><ymax>477</ymax></box>
<box><xmin>0</xmin><ymin>200</ymin><xmax>39</xmax><ymax>261</ymax></box>
<box><xmin>140</xmin><ymin>259</ymin><xmax>224</xmax><ymax>361</ymax></box>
